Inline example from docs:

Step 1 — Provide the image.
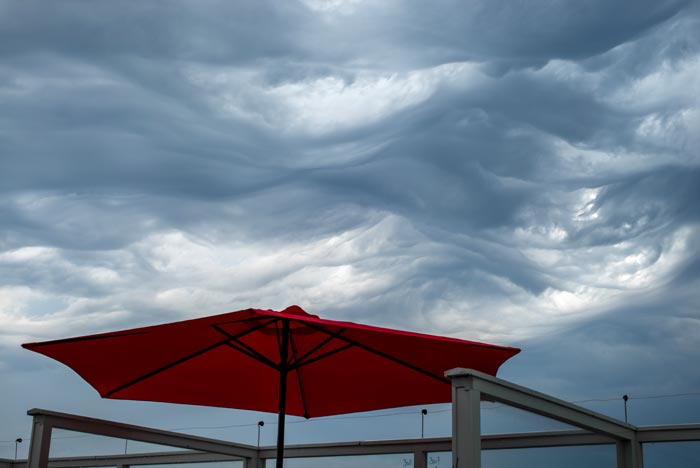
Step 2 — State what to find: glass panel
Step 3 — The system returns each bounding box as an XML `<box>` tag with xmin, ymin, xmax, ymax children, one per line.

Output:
<box><xmin>426</xmin><ymin>452</ymin><xmax>447</xmax><ymax>468</ymax></box>
<box><xmin>49</xmin><ymin>429</ymin><xmax>130</xmax><ymax>457</ymax></box>
<box><xmin>643</xmin><ymin>441</ymin><xmax>700</xmax><ymax>468</ymax></box>
<box><xmin>133</xmin><ymin>462</ymin><xmax>243</xmax><ymax>468</ymax></box>
<box><xmin>0</xmin><ymin>440</ymin><xmax>20</xmax><ymax>460</ymax></box>
<box><xmin>266</xmin><ymin>453</ymin><xmax>412</xmax><ymax>468</ymax></box>
<box><xmin>481</xmin><ymin>404</ymin><xmax>576</xmax><ymax>434</ymax></box>
<box><xmin>48</xmin><ymin>429</ymin><xmax>188</xmax><ymax>457</ymax></box>
<box><xmin>430</xmin><ymin>445</ymin><xmax>616</xmax><ymax>468</ymax></box>
<box><xmin>123</xmin><ymin>440</ymin><xmax>189</xmax><ymax>454</ymax></box>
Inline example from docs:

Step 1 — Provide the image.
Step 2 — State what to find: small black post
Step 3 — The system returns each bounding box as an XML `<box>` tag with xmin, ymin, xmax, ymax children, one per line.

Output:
<box><xmin>257</xmin><ymin>421</ymin><xmax>265</xmax><ymax>447</ymax></box>
<box><xmin>15</xmin><ymin>438</ymin><xmax>22</xmax><ymax>460</ymax></box>
<box><xmin>623</xmin><ymin>395</ymin><xmax>629</xmax><ymax>423</ymax></box>
<box><xmin>421</xmin><ymin>409</ymin><xmax>428</xmax><ymax>438</ymax></box>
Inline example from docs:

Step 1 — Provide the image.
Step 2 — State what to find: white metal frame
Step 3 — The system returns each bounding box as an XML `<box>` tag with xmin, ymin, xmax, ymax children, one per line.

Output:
<box><xmin>9</xmin><ymin>369</ymin><xmax>699</xmax><ymax>468</ymax></box>
<box><xmin>446</xmin><ymin>368</ymin><xmax>699</xmax><ymax>468</ymax></box>
<box><xmin>24</xmin><ymin>409</ymin><xmax>257</xmax><ymax>468</ymax></box>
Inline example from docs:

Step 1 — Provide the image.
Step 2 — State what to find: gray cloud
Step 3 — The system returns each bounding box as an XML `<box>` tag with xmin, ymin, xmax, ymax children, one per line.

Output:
<box><xmin>0</xmin><ymin>1</ymin><xmax>311</xmax><ymax>63</ymax></box>
<box><xmin>300</xmin><ymin>0</ymin><xmax>693</xmax><ymax>68</ymax></box>
<box><xmin>504</xmin><ymin>282</ymin><xmax>700</xmax><ymax>424</ymax></box>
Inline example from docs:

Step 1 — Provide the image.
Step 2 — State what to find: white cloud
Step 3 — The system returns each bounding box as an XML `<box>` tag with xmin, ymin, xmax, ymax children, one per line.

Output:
<box><xmin>612</xmin><ymin>57</ymin><xmax>700</xmax><ymax>112</ymax></box>
<box><xmin>300</xmin><ymin>0</ymin><xmax>368</xmax><ymax>15</ymax></box>
<box><xmin>0</xmin><ymin>246</ymin><xmax>57</xmax><ymax>263</ymax></box>
<box><xmin>189</xmin><ymin>62</ymin><xmax>482</xmax><ymax>136</ymax></box>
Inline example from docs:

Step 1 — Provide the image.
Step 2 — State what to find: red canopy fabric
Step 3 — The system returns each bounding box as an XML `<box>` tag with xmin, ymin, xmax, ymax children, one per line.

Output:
<box><xmin>22</xmin><ymin>306</ymin><xmax>519</xmax><ymax>417</ymax></box>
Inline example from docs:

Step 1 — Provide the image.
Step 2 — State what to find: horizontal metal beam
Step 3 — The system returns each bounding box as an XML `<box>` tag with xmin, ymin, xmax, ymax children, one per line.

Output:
<box><xmin>482</xmin><ymin>431</ymin><xmax>611</xmax><ymax>449</ymax></box>
<box><xmin>638</xmin><ymin>424</ymin><xmax>700</xmax><ymax>443</ymax></box>
<box><xmin>258</xmin><ymin>430</ymin><xmax>616</xmax><ymax>459</ymax></box>
<box><xmin>446</xmin><ymin>368</ymin><xmax>637</xmax><ymax>441</ymax></box>
<box><xmin>12</xmin><ymin>451</ymin><xmax>239</xmax><ymax>468</ymax></box>
<box><xmin>258</xmin><ymin>438</ymin><xmax>452</xmax><ymax>459</ymax></box>
<box><xmin>27</xmin><ymin>409</ymin><xmax>256</xmax><ymax>460</ymax></box>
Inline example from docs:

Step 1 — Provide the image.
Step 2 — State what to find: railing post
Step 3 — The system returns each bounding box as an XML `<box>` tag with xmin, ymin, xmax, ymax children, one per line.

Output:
<box><xmin>254</xmin><ymin>453</ymin><xmax>266</xmax><ymax>468</ymax></box>
<box><xmin>27</xmin><ymin>415</ymin><xmax>52</xmax><ymax>468</ymax></box>
<box><xmin>446</xmin><ymin>369</ymin><xmax>481</xmax><ymax>468</ymax></box>
<box><xmin>616</xmin><ymin>437</ymin><xmax>644</xmax><ymax>468</ymax></box>
<box><xmin>250</xmin><ymin>452</ymin><xmax>264</xmax><ymax>468</ymax></box>
<box><xmin>413</xmin><ymin>449</ymin><xmax>427</xmax><ymax>468</ymax></box>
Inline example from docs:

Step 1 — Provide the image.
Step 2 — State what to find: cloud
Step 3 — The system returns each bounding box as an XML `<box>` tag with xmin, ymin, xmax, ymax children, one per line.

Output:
<box><xmin>296</xmin><ymin>0</ymin><xmax>693</xmax><ymax>68</ymax></box>
<box><xmin>1</xmin><ymin>0</ymin><xmax>699</xmax><ymax>452</ymax></box>
<box><xmin>192</xmin><ymin>62</ymin><xmax>478</xmax><ymax>136</ymax></box>
<box><xmin>0</xmin><ymin>1</ymin><xmax>311</xmax><ymax>63</ymax></box>
<box><xmin>504</xmin><ymin>280</ymin><xmax>700</xmax><ymax>424</ymax></box>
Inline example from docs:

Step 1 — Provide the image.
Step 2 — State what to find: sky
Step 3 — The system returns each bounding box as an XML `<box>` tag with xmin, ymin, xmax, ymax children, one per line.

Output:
<box><xmin>1</xmin><ymin>0</ymin><xmax>699</xmax><ymax>466</ymax></box>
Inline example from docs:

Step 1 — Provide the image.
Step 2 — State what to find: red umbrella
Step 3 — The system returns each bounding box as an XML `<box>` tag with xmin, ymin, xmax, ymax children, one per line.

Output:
<box><xmin>22</xmin><ymin>305</ymin><xmax>519</xmax><ymax>467</ymax></box>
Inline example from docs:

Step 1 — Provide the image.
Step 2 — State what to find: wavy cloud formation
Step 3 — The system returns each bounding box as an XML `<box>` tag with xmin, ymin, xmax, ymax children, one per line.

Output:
<box><xmin>1</xmin><ymin>0</ymin><xmax>699</xmax><ymax>456</ymax></box>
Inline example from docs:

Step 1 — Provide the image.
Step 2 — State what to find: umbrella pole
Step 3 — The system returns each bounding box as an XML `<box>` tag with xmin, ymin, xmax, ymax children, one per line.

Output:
<box><xmin>276</xmin><ymin>320</ymin><xmax>290</xmax><ymax>468</ymax></box>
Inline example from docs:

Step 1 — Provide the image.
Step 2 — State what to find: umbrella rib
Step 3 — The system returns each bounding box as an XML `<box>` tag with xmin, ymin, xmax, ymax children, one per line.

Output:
<box><xmin>104</xmin><ymin>338</ymin><xmax>231</xmax><ymax>397</ymax></box>
<box><xmin>303</xmin><ymin>322</ymin><xmax>450</xmax><ymax>385</ymax></box>
<box><xmin>288</xmin><ymin>331</ymin><xmax>310</xmax><ymax>418</ymax></box>
<box><xmin>291</xmin><ymin>343</ymin><xmax>354</xmax><ymax>370</ymax></box>
<box><xmin>292</xmin><ymin>328</ymin><xmax>347</xmax><ymax>366</ymax></box>
<box><xmin>211</xmin><ymin>319</ymin><xmax>282</xmax><ymax>369</ymax></box>
<box><xmin>105</xmin><ymin>318</ymin><xmax>277</xmax><ymax>397</ymax></box>
<box><xmin>223</xmin><ymin>339</ymin><xmax>279</xmax><ymax>370</ymax></box>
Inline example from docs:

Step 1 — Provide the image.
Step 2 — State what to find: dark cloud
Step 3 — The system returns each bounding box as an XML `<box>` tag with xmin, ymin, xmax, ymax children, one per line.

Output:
<box><xmin>504</xmin><ymin>283</ymin><xmax>700</xmax><ymax>424</ymax></box>
<box><xmin>0</xmin><ymin>1</ymin><xmax>311</xmax><ymax>63</ymax></box>
<box><xmin>307</xmin><ymin>0</ymin><xmax>693</xmax><ymax>68</ymax></box>
<box><xmin>573</xmin><ymin>166</ymin><xmax>700</xmax><ymax>246</ymax></box>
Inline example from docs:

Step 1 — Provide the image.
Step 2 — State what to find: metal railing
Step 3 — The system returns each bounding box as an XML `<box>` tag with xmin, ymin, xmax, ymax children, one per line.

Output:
<box><xmin>7</xmin><ymin>369</ymin><xmax>699</xmax><ymax>468</ymax></box>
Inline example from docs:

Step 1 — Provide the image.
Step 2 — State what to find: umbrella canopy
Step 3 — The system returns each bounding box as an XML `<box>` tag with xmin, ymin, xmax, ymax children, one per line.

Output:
<box><xmin>23</xmin><ymin>305</ymin><xmax>520</xmax><ymax>466</ymax></box>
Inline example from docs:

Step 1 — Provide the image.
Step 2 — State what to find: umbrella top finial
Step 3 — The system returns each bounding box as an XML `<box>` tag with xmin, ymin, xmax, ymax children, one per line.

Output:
<box><xmin>280</xmin><ymin>305</ymin><xmax>318</xmax><ymax>318</ymax></box>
